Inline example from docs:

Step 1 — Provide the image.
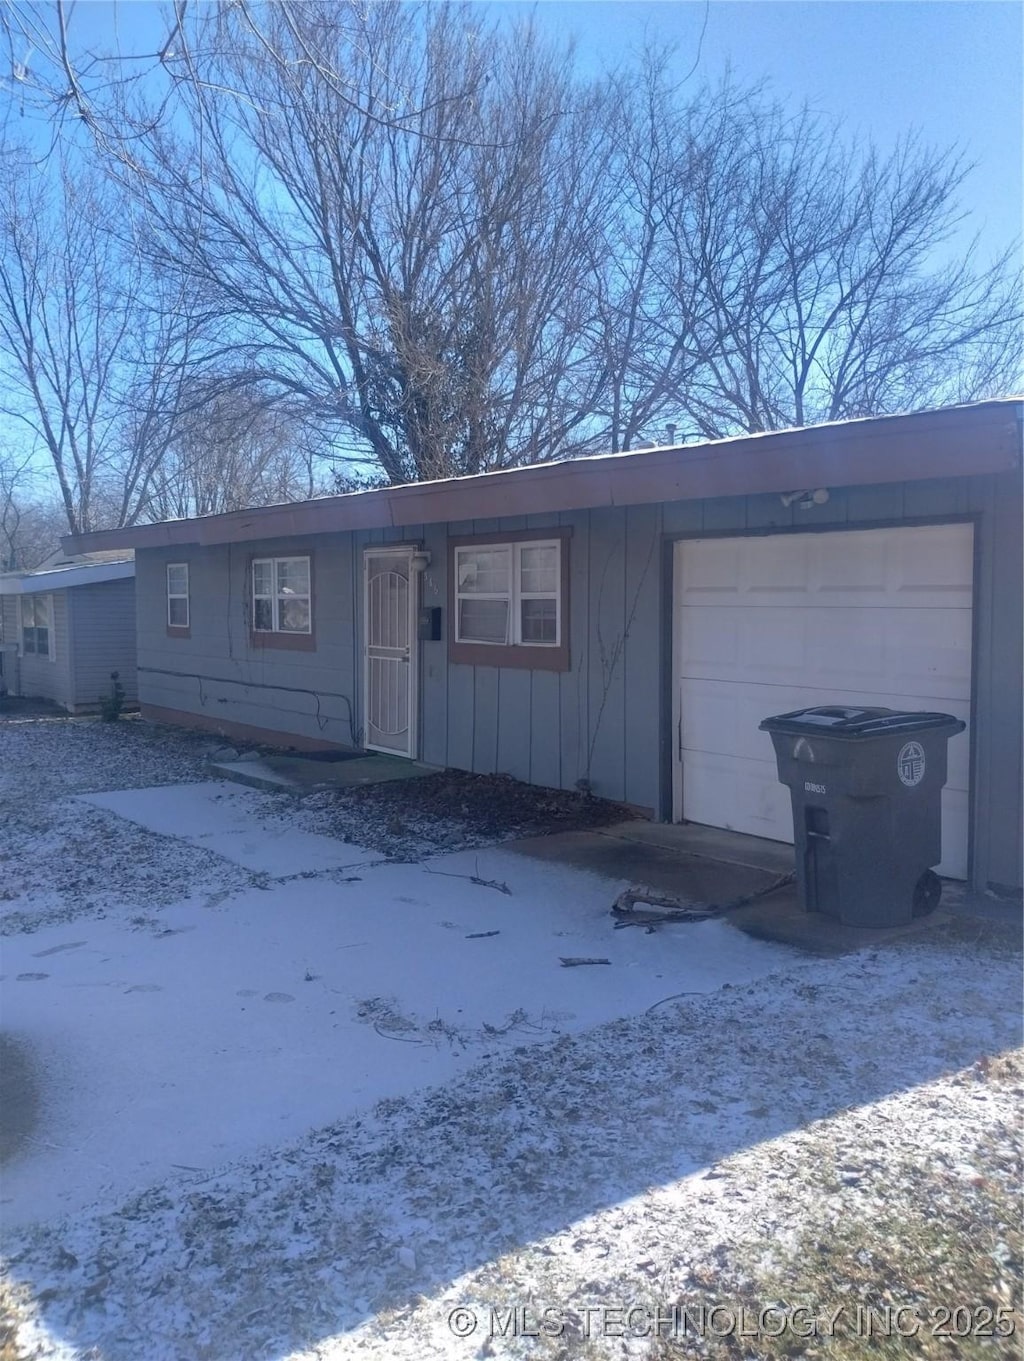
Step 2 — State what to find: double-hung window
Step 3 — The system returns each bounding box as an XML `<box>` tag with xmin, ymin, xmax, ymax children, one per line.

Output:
<box><xmin>20</xmin><ymin>593</ymin><xmax>53</xmax><ymax>658</ymax></box>
<box><xmin>454</xmin><ymin>540</ymin><xmax>562</xmax><ymax>652</ymax></box>
<box><xmin>252</xmin><ymin>556</ymin><xmax>311</xmax><ymax>635</ymax></box>
<box><xmin>166</xmin><ymin>563</ymin><xmax>190</xmax><ymax>630</ymax></box>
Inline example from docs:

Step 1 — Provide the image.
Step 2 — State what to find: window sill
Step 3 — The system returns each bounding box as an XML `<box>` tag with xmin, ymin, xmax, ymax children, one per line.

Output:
<box><xmin>249</xmin><ymin>630</ymin><xmax>317</xmax><ymax>652</ymax></box>
<box><xmin>448</xmin><ymin>640</ymin><xmax>569</xmax><ymax>672</ymax></box>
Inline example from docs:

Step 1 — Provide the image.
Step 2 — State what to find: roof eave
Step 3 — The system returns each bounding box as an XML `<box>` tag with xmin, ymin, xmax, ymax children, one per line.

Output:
<box><xmin>61</xmin><ymin>398</ymin><xmax>1023</xmax><ymax>555</ymax></box>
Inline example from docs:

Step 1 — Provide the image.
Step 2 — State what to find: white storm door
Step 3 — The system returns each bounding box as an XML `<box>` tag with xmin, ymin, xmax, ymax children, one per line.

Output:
<box><xmin>363</xmin><ymin>549</ymin><xmax>416</xmax><ymax>757</ymax></box>
<box><xmin>673</xmin><ymin>524</ymin><xmax>974</xmax><ymax>879</ymax></box>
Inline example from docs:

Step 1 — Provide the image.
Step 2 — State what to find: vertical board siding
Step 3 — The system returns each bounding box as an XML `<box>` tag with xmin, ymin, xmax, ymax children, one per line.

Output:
<box><xmin>418</xmin><ymin>523</ymin><xmax>449</xmax><ymax>767</ymax></box>
<box><xmin>623</xmin><ymin>503</ymin><xmax>663</xmax><ymax>810</ymax></box>
<box><xmin>129</xmin><ymin>465</ymin><xmax>1022</xmax><ymax>889</ymax></box>
<box><xmin>584</xmin><ymin>506</ymin><xmax>627</xmax><ymax>800</ymax></box>
<box><xmin>136</xmin><ymin>535</ymin><xmax>360</xmax><ymax>749</ymax></box>
<box><xmin>472</xmin><ymin>666</ymin><xmax>500</xmax><ymax>774</ymax></box>
<box><xmin>558</xmin><ymin>510</ymin><xmax>589</xmax><ymax>791</ymax></box>
<box><xmin>529</xmin><ymin>669</ymin><xmax>562</xmax><ymax>791</ymax></box>
<box><xmin>69</xmin><ymin>578</ymin><xmax>138</xmax><ymax>708</ymax></box>
<box><xmin>496</xmin><ymin>668</ymin><xmax>532</xmax><ymax>781</ymax></box>
<box><xmin>975</xmin><ymin>469</ymin><xmax>1023</xmax><ymax>888</ymax></box>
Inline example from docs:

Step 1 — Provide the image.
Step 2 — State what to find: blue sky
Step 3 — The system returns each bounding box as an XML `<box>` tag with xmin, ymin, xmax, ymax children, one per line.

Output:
<box><xmin>61</xmin><ymin>0</ymin><xmax>1021</xmax><ymax>260</ymax></box>
<box><xmin>496</xmin><ymin>0</ymin><xmax>1022</xmax><ymax>261</ymax></box>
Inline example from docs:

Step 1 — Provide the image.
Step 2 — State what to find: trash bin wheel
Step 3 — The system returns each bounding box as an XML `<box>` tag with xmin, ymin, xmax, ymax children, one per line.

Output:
<box><xmin>912</xmin><ymin>869</ymin><xmax>942</xmax><ymax>918</ymax></box>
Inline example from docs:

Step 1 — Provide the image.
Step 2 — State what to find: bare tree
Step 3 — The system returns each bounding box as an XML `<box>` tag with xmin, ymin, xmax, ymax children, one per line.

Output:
<box><xmin>0</xmin><ymin>146</ymin><xmax>211</xmax><ymax>532</ymax></box>
<box><xmin>121</xmin><ymin>1</ymin><xmax>616</xmax><ymax>482</ymax></box>
<box><xmin>599</xmin><ymin>70</ymin><xmax>1022</xmax><ymax>444</ymax></box>
<box><xmin>142</xmin><ymin>386</ymin><xmax>333</xmax><ymax>521</ymax></box>
<box><xmin>4</xmin><ymin>2</ymin><xmax>1019</xmax><ymax>488</ymax></box>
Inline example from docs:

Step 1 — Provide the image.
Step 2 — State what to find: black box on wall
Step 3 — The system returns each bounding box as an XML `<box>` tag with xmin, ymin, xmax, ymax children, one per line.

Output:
<box><xmin>418</xmin><ymin>606</ymin><xmax>442</xmax><ymax>641</ymax></box>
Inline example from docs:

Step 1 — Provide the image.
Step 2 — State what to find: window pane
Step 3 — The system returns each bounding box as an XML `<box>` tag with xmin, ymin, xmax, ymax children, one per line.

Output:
<box><xmin>277</xmin><ymin>558</ymin><xmax>309</xmax><ymax>596</ymax></box>
<box><xmin>459</xmin><ymin>597</ymin><xmax>509</xmax><ymax>644</ymax></box>
<box><xmin>168</xmin><ymin>597</ymin><xmax>188</xmax><ymax>627</ymax></box>
<box><xmin>254</xmin><ymin>597</ymin><xmax>273</xmax><ymax>631</ymax></box>
<box><xmin>36</xmin><ymin>628</ymin><xmax>49</xmax><ymax>656</ymax></box>
<box><xmin>520</xmin><ymin>598</ymin><xmax>557</xmax><ymax>643</ymax></box>
<box><xmin>167</xmin><ymin>565</ymin><xmax>187</xmax><ymax>595</ymax></box>
<box><xmin>279</xmin><ymin>597</ymin><xmax>311</xmax><ymax>633</ymax></box>
<box><xmin>252</xmin><ymin>561</ymin><xmax>272</xmax><ymax>596</ymax></box>
<box><xmin>457</xmin><ymin>548</ymin><xmax>510</xmax><ymax>595</ymax></box>
<box><xmin>22</xmin><ymin>627</ymin><xmax>35</xmax><ymax>654</ymax></box>
<box><xmin>519</xmin><ymin>545</ymin><xmax>557</xmax><ymax>595</ymax></box>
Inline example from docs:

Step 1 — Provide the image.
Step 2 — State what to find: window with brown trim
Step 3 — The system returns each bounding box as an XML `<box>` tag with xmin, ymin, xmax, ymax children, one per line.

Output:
<box><xmin>249</xmin><ymin>554</ymin><xmax>316</xmax><ymax>651</ymax></box>
<box><xmin>448</xmin><ymin>531</ymin><xmax>570</xmax><ymax>671</ymax></box>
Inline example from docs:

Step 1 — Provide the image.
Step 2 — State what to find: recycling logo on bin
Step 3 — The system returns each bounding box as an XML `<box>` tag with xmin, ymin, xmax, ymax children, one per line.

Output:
<box><xmin>897</xmin><ymin>740</ymin><xmax>926</xmax><ymax>787</ymax></box>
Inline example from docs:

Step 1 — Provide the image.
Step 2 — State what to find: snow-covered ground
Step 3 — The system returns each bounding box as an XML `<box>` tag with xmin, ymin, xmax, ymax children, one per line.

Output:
<box><xmin>1</xmin><ymin>718</ymin><xmax>1021</xmax><ymax>1361</ymax></box>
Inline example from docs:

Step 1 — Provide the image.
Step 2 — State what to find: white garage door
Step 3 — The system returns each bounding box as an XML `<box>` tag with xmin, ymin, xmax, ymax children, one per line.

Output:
<box><xmin>673</xmin><ymin>524</ymin><xmax>973</xmax><ymax>879</ymax></box>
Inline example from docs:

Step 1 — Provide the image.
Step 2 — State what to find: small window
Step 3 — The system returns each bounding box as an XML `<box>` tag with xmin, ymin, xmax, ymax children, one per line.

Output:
<box><xmin>252</xmin><ymin>556</ymin><xmax>311</xmax><ymax>634</ymax></box>
<box><xmin>167</xmin><ymin>563</ymin><xmax>190</xmax><ymax>629</ymax></box>
<box><xmin>455</xmin><ymin>540</ymin><xmax>560</xmax><ymax>647</ymax></box>
<box><xmin>20</xmin><ymin>593</ymin><xmax>53</xmax><ymax>659</ymax></box>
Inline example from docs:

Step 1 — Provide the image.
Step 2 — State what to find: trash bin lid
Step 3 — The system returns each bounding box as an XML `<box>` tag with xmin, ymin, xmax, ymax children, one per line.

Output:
<box><xmin>758</xmin><ymin>706</ymin><xmax>966</xmax><ymax>738</ymax></box>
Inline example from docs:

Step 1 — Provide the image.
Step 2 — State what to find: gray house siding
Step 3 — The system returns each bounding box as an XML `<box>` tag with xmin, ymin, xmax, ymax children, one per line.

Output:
<box><xmin>2</xmin><ymin>590</ymin><xmax>74</xmax><ymax>707</ymax></box>
<box><xmin>68</xmin><ymin>578</ymin><xmax>139</xmax><ymax>709</ymax></box>
<box><xmin>134</xmin><ymin>467</ymin><xmax>1022</xmax><ymax>892</ymax></box>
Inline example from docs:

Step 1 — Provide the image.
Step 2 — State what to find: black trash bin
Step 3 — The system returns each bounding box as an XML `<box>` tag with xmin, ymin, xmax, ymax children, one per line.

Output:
<box><xmin>758</xmin><ymin>706</ymin><xmax>966</xmax><ymax>928</ymax></box>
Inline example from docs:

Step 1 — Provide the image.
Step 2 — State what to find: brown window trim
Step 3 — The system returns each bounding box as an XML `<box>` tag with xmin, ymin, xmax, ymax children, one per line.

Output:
<box><xmin>247</xmin><ymin>550</ymin><xmax>317</xmax><ymax>652</ymax></box>
<box><xmin>448</xmin><ymin>528</ymin><xmax>570</xmax><ymax>672</ymax></box>
<box><xmin>166</xmin><ymin>624</ymin><xmax>191</xmax><ymax>639</ymax></box>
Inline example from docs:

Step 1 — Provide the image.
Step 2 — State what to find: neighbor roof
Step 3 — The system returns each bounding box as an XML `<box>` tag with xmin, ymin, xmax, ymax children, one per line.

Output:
<box><xmin>62</xmin><ymin>399</ymin><xmax>1022</xmax><ymax>554</ymax></box>
<box><xmin>0</xmin><ymin>550</ymin><xmax>135</xmax><ymax>594</ymax></box>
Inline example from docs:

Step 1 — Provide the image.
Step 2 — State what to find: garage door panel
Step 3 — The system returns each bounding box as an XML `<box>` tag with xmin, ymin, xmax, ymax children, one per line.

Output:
<box><xmin>938</xmin><ymin>788</ymin><xmax>970</xmax><ymax>881</ymax></box>
<box><xmin>675</xmin><ymin>524</ymin><xmax>973</xmax><ymax>881</ymax></box>
<box><xmin>681</xmin><ymin>678</ymin><xmax>970</xmax><ymax>789</ymax></box>
<box><xmin>682</xmin><ymin>605</ymin><xmax>972</xmax><ymax>696</ymax></box>
<box><xmin>744</xmin><ymin>535</ymin><xmax>812</xmax><ymax>594</ymax></box>
<box><xmin>682</xmin><ymin>748</ymin><xmax>794</xmax><ymax>842</ymax></box>
<box><xmin>882</xmin><ymin>610</ymin><xmax>973</xmax><ymax>696</ymax></box>
<box><xmin>892</xmin><ymin>524</ymin><xmax>975</xmax><ymax>595</ymax></box>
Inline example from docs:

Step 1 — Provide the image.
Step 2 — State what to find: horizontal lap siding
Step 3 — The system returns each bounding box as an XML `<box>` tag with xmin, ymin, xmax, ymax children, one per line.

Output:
<box><xmin>6</xmin><ymin>590</ymin><xmax>74</xmax><ymax>707</ymax></box>
<box><xmin>69</xmin><ymin>579</ymin><xmax>138</xmax><ymax>708</ymax></box>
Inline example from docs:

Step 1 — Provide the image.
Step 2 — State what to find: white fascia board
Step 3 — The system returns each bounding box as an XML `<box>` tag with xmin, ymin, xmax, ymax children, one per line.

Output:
<box><xmin>0</xmin><ymin>560</ymin><xmax>135</xmax><ymax>594</ymax></box>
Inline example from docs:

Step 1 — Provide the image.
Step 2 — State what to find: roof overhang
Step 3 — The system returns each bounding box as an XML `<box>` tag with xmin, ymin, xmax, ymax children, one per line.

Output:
<box><xmin>61</xmin><ymin>399</ymin><xmax>1023</xmax><ymax>555</ymax></box>
<box><xmin>0</xmin><ymin>559</ymin><xmax>136</xmax><ymax>594</ymax></box>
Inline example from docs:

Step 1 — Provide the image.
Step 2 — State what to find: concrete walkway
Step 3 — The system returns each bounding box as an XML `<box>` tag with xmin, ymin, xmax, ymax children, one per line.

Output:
<box><xmin>506</xmin><ymin>819</ymin><xmax>979</xmax><ymax>956</ymax></box>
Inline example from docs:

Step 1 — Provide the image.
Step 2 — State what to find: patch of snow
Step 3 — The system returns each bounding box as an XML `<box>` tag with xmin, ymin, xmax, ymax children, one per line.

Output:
<box><xmin>78</xmin><ymin>782</ymin><xmax>377</xmax><ymax>875</ymax></box>
<box><xmin>2</xmin><ymin>840</ymin><xmax>794</xmax><ymax>1224</ymax></box>
<box><xmin>3</xmin><ymin>941</ymin><xmax>1019</xmax><ymax>1361</ymax></box>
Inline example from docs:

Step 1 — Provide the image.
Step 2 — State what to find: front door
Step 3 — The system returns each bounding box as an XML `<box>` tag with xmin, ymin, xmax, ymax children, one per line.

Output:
<box><xmin>363</xmin><ymin>548</ymin><xmax>417</xmax><ymax>756</ymax></box>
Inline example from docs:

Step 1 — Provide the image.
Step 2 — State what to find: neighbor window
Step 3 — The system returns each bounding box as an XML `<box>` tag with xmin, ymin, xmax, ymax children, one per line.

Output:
<box><xmin>252</xmin><ymin>556</ymin><xmax>311</xmax><ymax>634</ymax></box>
<box><xmin>455</xmin><ymin>540</ymin><xmax>561</xmax><ymax>647</ymax></box>
<box><xmin>20</xmin><ymin>594</ymin><xmax>53</xmax><ymax>659</ymax></box>
<box><xmin>166</xmin><ymin>563</ymin><xmax>190</xmax><ymax>629</ymax></box>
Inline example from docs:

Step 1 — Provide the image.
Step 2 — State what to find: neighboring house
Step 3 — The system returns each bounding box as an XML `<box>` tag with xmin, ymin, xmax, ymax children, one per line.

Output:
<box><xmin>64</xmin><ymin>400</ymin><xmax>1022</xmax><ymax>893</ymax></box>
<box><xmin>0</xmin><ymin>551</ymin><xmax>138</xmax><ymax>713</ymax></box>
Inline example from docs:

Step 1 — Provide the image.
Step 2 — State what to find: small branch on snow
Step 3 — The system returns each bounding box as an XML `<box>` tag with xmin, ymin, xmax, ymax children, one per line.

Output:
<box><xmin>425</xmin><ymin>867</ymin><xmax>511</xmax><ymax>895</ymax></box>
